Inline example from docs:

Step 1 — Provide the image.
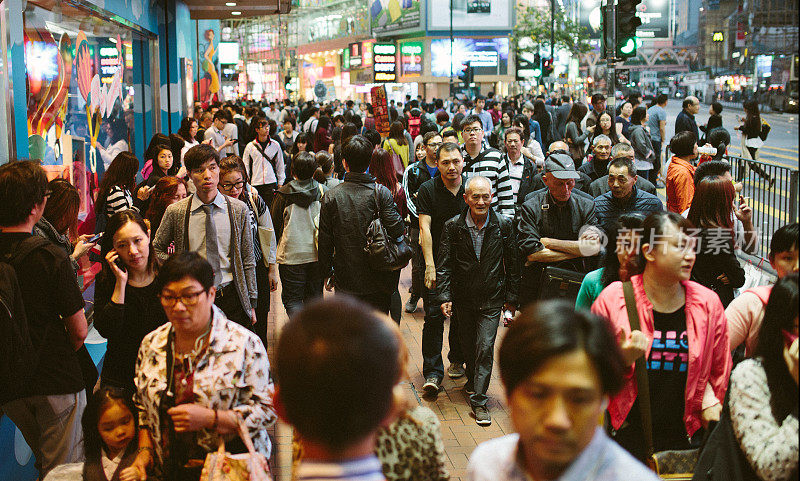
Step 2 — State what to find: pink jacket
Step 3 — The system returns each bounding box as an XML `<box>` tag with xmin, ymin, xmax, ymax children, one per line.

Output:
<box><xmin>592</xmin><ymin>274</ymin><xmax>732</xmax><ymax>437</ymax></box>
<box><xmin>725</xmin><ymin>285</ymin><xmax>772</xmax><ymax>356</ymax></box>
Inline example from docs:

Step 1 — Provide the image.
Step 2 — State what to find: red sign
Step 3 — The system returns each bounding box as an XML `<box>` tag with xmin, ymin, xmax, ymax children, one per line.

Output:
<box><xmin>371</xmin><ymin>85</ymin><xmax>390</xmax><ymax>136</ymax></box>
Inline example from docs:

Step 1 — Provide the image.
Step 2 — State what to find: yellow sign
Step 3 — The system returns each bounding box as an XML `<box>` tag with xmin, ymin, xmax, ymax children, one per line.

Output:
<box><xmin>712</xmin><ymin>31</ymin><xmax>724</xmax><ymax>42</ymax></box>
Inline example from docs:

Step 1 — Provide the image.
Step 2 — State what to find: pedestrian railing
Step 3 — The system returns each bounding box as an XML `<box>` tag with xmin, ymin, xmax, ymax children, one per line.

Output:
<box><xmin>725</xmin><ymin>154</ymin><xmax>799</xmax><ymax>259</ymax></box>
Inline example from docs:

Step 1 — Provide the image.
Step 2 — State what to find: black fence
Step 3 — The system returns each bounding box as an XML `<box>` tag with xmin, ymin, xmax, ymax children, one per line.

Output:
<box><xmin>725</xmin><ymin>154</ymin><xmax>799</xmax><ymax>259</ymax></box>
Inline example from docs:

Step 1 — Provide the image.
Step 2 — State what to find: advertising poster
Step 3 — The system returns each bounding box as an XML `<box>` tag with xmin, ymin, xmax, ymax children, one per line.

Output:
<box><xmin>371</xmin><ymin>85</ymin><xmax>391</xmax><ymax>136</ymax></box>
<box><xmin>579</xmin><ymin>0</ymin><xmax>669</xmax><ymax>39</ymax></box>
<box><xmin>373</xmin><ymin>43</ymin><xmax>397</xmax><ymax>82</ymax></box>
<box><xmin>427</xmin><ymin>0</ymin><xmax>512</xmax><ymax>30</ymax></box>
<box><xmin>371</xmin><ymin>0</ymin><xmax>421</xmax><ymax>34</ymax></box>
<box><xmin>400</xmin><ymin>42</ymin><xmax>423</xmax><ymax>77</ymax></box>
<box><xmin>430</xmin><ymin>38</ymin><xmax>509</xmax><ymax>77</ymax></box>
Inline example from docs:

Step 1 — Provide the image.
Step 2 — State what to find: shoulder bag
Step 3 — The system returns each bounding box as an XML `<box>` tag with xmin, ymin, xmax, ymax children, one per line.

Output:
<box><xmin>247</xmin><ymin>191</ymin><xmax>274</xmax><ymax>268</ymax></box>
<box><xmin>364</xmin><ymin>185</ymin><xmax>412</xmax><ymax>271</ymax></box>
<box><xmin>200</xmin><ymin>413</ymin><xmax>272</xmax><ymax>481</ymax></box>
<box><xmin>541</xmin><ymin>266</ymin><xmax>586</xmax><ymax>302</ymax></box>
<box><xmin>623</xmin><ymin>281</ymin><xmax>700</xmax><ymax>481</ymax></box>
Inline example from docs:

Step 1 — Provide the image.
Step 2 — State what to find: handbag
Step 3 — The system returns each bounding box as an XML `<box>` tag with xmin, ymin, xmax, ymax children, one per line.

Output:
<box><xmin>364</xmin><ymin>186</ymin><xmax>412</xmax><ymax>271</ymax></box>
<box><xmin>200</xmin><ymin>413</ymin><xmax>272</xmax><ymax>481</ymax></box>
<box><xmin>622</xmin><ymin>281</ymin><xmax>700</xmax><ymax>480</ymax></box>
<box><xmin>540</xmin><ymin>266</ymin><xmax>586</xmax><ymax>302</ymax></box>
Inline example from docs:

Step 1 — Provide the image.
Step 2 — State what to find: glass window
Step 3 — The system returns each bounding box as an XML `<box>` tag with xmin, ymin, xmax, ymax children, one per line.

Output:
<box><xmin>23</xmin><ymin>1</ymin><xmax>157</xmax><ymax>174</ymax></box>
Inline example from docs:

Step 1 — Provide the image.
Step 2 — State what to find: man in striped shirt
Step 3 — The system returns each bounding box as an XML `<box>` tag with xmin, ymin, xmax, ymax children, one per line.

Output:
<box><xmin>460</xmin><ymin>115</ymin><xmax>515</xmax><ymax>219</ymax></box>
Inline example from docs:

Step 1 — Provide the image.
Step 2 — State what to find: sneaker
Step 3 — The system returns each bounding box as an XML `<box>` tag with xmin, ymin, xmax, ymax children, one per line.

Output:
<box><xmin>447</xmin><ymin>364</ymin><xmax>466</xmax><ymax>379</ymax></box>
<box><xmin>473</xmin><ymin>405</ymin><xmax>492</xmax><ymax>426</ymax></box>
<box><xmin>422</xmin><ymin>377</ymin><xmax>441</xmax><ymax>395</ymax></box>
<box><xmin>404</xmin><ymin>296</ymin><xmax>420</xmax><ymax>313</ymax></box>
<box><xmin>464</xmin><ymin>383</ymin><xmax>475</xmax><ymax>395</ymax></box>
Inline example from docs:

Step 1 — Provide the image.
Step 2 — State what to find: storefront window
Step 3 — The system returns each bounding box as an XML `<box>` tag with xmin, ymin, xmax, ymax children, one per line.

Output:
<box><xmin>23</xmin><ymin>1</ymin><xmax>157</xmax><ymax>176</ymax></box>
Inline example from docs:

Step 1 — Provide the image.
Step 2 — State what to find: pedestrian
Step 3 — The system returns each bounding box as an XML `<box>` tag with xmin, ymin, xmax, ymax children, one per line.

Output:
<box><xmin>594</xmin><ymin>155</ymin><xmax>663</xmax><ymax>235</ymax></box>
<box><xmin>177</xmin><ymin>117</ymin><xmax>201</xmax><ymax>164</ymax></box>
<box><xmin>588</xmin><ymin>143</ymin><xmax>658</xmax><ymax>197</ymax></box>
<box><xmin>144</xmin><ymin>176</ymin><xmax>188</xmax><ymax>235</ymax></box>
<box><xmin>666</xmin><ymin>131</ymin><xmax>699</xmax><ymax>213</ymax></box>
<box><xmin>532</xmin><ymin>99</ymin><xmax>554</xmax><ymax>148</ymax></box>
<box><xmin>436</xmin><ymin>176</ymin><xmax>519</xmax><ymax>425</ymax></box>
<box><xmin>516</xmin><ymin>152</ymin><xmax>603</xmax><ymax>306</ymax></box>
<box><xmin>726</xmin><ymin>222</ymin><xmax>799</xmax><ymax>356</ymax></box>
<box><xmin>275</xmin><ymin>296</ymin><xmax>401</xmax><ymax>481</ymax></box>
<box><xmin>242</xmin><ymin>117</ymin><xmax>286</xmax><ymax>208</ymax></box>
<box><xmin>502</xmin><ymin>127</ymin><xmax>539</xmax><ymax>208</ymax></box>
<box><xmin>317</xmin><ymin>135</ymin><xmax>405</xmax><ymax>314</ymax></box>
<box><xmin>579</xmin><ymin>135</ymin><xmax>613</xmax><ymax>182</ymax></box>
<box><xmin>675</xmin><ymin>96</ymin><xmax>701</xmax><ymax>141</ymax></box>
<box><xmin>95</xmin><ymin>152</ymin><xmax>141</xmax><ymax>234</ymax></box>
<box><xmin>417</xmin><ymin>142</ymin><xmax>468</xmax><ymax>394</ymax></box>
<box><xmin>153</xmin><ymin>144</ymin><xmax>259</xmax><ymax>328</ymax></box>
<box><xmin>735</xmin><ymin>99</ymin><xmax>774</xmax><ymax>186</ymax></box>
<box><xmin>629</xmin><ymin>106</ymin><xmax>657</xmax><ymax>184</ymax></box>
<box><xmin>589</xmin><ymin>111</ymin><xmax>625</xmax><ymax>150</ymax></box>
<box><xmin>204</xmin><ymin>110</ymin><xmax>237</xmax><ymax>156</ymax></box>
<box><xmin>575</xmin><ymin>214</ymin><xmax>645</xmax><ymax>310</ymax></box>
<box><xmin>585</xmin><ymin>93</ymin><xmax>607</xmax><ymax>130</ymax></box>
<box><xmin>592</xmin><ymin>211</ymin><xmax>732</xmax><ymax>461</ymax></box>
<box><xmin>314</xmin><ymin>116</ymin><xmax>333</xmax><ymax>153</ymax></box>
<box><xmin>520</xmin><ymin>101</ymin><xmax>543</xmax><ymax>146</ymax></box>
<box><xmin>383</xmin><ymin>120</ymin><xmax>411</xmax><ymax>171</ymax></box>
<box><xmin>554</xmin><ymin>94</ymin><xmax>572</xmax><ymax>139</ymax></box>
<box><xmin>467</xmin><ymin>301</ymin><xmax>659</xmax><ymax>481</ymax></box>
<box><xmin>0</xmin><ymin>160</ymin><xmax>88</xmax><ymax>478</ymax></box>
<box><xmin>647</xmin><ymin>94</ymin><xmax>668</xmax><ymax>185</ymax></box>
<box><xmin>616</xmin><ymin>101</ymin><xmax>633</xmax><ymax>139</ymax></box>
<box><xmin>94</xmin><ymin>210</ymin><xmax>164</xmax><ymax>395</ymax></box>
<box><xmin>460</xmin><ymin>115</ymin><xmax>515</xmax><ymax>218</ymax></box>
<box><xmin>700</xmin><ymin>101</ymin><xmax>724</xmax><ymax>144</ymax></box>
<box><xmin>564</xmin><ymin>101</ymin><xmax>590</xmax><ymax>163</ymax></box>
<box><xmin>469</xmin><ymin>95</ymin><xmax>494</xmax><ymax>132</ymax></box>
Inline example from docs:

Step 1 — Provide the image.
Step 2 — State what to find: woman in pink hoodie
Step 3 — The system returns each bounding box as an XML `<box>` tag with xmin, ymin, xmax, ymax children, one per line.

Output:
<box><xmin>592</xmin><ymin>211</ymin><xmax>732</xmax><ymax>461</ymax></box>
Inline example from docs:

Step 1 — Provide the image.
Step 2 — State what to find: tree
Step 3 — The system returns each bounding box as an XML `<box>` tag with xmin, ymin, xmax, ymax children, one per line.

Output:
<box><xmin>512</xmin><ymin>4</ymin><xmax>593</xmax><ymax>58</ymax></box>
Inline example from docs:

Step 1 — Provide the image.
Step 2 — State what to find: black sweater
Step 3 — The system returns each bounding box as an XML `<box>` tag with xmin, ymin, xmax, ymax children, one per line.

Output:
<box><xmin>690</xmin><ymin>227</ymin><xmax>746</xmax><ymax>308</ymax></box>
<box><xmin>93</xmin><ymin>271</ymin><xmax>165</xmax><ymax>395</ymax></box>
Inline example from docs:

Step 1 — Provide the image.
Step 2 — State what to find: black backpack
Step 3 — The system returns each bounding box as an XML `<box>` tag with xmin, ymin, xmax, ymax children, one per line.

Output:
<box><xmin>0</xmin><ymin>236</ymin><xmax>50</xmax><ymax>399</ymax></box>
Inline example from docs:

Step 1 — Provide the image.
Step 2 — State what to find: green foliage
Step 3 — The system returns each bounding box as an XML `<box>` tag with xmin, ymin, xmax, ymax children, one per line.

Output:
<box><xmin>512</xmin><ymin>5</ymin><xmax>593</xmax><ymax>57</ymax></box>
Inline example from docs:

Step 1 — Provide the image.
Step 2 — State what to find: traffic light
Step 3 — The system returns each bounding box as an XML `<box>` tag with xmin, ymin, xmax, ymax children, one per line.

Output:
<box><xmin>542</xmin><ymin>57</ymin><xmax>553</xmax><ymax>77</ymax></box>
<box><xmin>285</xmin><ymin>75</ymin><xmax>295</xmax><ymax>92</ymax></box>
<box><xmin>532</xmin><ymin>53</ymin><xmax>542</xmax><ymax>78</ymax></box>
<box><xmin>616</xmin><ymin>0</ymin><xmax>642</xmax><ymax>60</ymax></box>
<box><xmin>458</xmin><ymin>61</ymin><xmax>474</xmax><ymax>86</ymax></box>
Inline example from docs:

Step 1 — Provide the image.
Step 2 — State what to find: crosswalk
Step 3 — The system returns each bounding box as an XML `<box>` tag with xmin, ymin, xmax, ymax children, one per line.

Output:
<box><xmin>726</xmin><ymin>144</ymin><xmax>798</xmax><ymax>169</ymax></box>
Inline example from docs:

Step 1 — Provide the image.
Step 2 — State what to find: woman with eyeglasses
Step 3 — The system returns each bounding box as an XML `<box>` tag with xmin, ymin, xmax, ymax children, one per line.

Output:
<box><xmin>218</xmin><ymin>155</ymin><xmax>278</xmax><ymax>348</ymax></box>
<box><xmin>132</xmin><ymin>252</ymin><xmax>276</xmax><ymax>480</ymax></box>
<box><xmin>94</xmin><ymin>210</ymin><xmax>165</xmax><ymax>396</ymax></box>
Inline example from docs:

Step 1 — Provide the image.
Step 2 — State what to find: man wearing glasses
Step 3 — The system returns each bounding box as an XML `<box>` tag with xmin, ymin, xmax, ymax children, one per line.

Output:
<box><xmin>154</xmin><ymin>144</ymin><xmax>258</xmax><ymax>328</ymax></box>
<box><xmin>402</xmin><ymin>131</ymin><xmax>443</xmax><ymax>313</ymax></box>
<box><xmin>460</xmin><ymin>115</ymin><xmax>515</xmax><ymax>219</ymax></box>
<box><xmin>675</xmin><ymin>95</ymin><xmax>700</xmax><ymax>142</ymax></box>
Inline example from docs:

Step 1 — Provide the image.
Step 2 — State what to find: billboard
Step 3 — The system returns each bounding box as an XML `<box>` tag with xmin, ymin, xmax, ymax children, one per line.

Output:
<box><xmin>427</xmin><ymin>0</ymin><xmax>512</xmax><ymax>31</ymax></box>
<box><xmin>430</xmin><ymin>37</ymin><xmax>509</xmax><ymax>77</ymax></box>
<box><xmin>371</xmin><ymin>0</ymin><xmax>421</xmax><ymax>34</ymax></box>
<box><xmin>373</xmin><ymin>43</ymin><xmax>397</xmax><ymax>82</ymax></box>
<box><xmin>579</xmin><ymin>0</ymin><xmax>669</xmax><ymax>40</ymax></box>
<box><xmin>400</xmin><ymin>41</ymin><xmax>423</xmax><ymax>77</ymax></box>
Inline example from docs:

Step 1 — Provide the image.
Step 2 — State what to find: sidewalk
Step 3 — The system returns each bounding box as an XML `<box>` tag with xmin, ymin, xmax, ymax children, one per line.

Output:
<box><xmin>265</xmin><ymin>264</ymin><xmax>512</xmax><ymax>481</ymax></box>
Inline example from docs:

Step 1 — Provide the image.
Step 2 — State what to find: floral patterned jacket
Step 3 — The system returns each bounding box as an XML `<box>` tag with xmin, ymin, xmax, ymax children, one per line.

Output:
<box><xmin>134</xmin><ymin>305</ymin><xmax>276</xmax><ymax>464</ymax></box>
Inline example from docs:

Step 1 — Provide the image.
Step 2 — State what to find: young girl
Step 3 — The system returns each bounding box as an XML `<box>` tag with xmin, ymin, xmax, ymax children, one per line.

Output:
<box><xmin>82</xmin><ymin>386</ymin><xmax>146</xmax><ymax>481</ymax></box>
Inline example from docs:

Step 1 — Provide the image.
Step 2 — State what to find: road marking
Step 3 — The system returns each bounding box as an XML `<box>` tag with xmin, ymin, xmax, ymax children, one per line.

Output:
<box><xmin>760</xmin><ymin>145</ymin><xmax>799</xmax><ymax>153</ymax></box>
<box><xmin>727</xmin><ymin>147</ymin><xmax>797</xmax><ymax>169</ymax></box>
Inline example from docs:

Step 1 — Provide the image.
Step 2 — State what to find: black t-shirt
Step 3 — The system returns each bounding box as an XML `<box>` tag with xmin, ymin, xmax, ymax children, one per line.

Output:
<box><xmin>0</xmin><ymin>233</ymin><xmax>86</xmax><ymax>396</ymax></box>
<box><xmin>647</xmin><ymin>306</ymin><xmax>690</xmax><ymax>451</ymax></box>
<box><xmin>416</xmin><ymin>176</ymin><xmax>465</xmax><ymax>259</ymax></box>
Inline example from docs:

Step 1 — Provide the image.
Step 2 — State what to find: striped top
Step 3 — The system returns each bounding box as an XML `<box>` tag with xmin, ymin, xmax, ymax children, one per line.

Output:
<box><xmin>295</xmin><ymin>456</ymin><xmax>386</xmax><ymax>481</ymax></box>
<box><xmin>461</xmin><ymin>146</ymin><xmax>515</xmax><ymax>218</ymax></box>
<box><xmin>105</xmin><ymin>186</ymin><xmax>134</xmax><ymax>217</ymax></box>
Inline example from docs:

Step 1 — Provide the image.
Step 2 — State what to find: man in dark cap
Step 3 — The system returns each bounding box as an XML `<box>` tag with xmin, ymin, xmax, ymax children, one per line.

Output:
<box><xmin>516</xmin><ymin>152</ymin><xmax>602</xmax><ymax>307</ymax></box>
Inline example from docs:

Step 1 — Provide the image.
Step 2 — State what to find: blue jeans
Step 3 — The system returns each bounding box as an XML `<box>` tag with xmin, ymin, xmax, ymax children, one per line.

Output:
<box><xmin>279</xmin><ymin>262</ymin><xmax>323</xmax><ymax>317</ymax></box>
<box><xmin>421</xmin><ymin>286</ymin><xmax>464</xmax><ymax>380</ymax></box>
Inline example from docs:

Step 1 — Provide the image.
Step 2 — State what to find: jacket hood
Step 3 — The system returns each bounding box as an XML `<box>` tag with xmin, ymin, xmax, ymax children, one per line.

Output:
<box><xmin>276</xmin><ymin>178</ymin><xmax>322</xmax><ymax>208</ymax></box>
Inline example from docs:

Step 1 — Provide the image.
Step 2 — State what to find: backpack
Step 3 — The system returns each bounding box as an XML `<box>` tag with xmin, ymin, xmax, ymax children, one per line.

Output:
<box><xmin>0</xmin><ymin>236</ymin><xmax>50</xmax><ymax>400</ymax></box>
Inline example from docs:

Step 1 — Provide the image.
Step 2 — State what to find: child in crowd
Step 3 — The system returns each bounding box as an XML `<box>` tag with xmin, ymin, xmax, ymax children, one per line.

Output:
<box><xmin>82</xmin><ymin>386</ymin><xmax>144</xmax><ymax>481</ymax></box>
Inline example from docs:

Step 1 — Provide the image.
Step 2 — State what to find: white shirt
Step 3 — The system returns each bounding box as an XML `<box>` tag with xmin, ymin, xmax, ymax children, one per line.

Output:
<box><xmin>506</xmin><ymin>152</ymin><xmax>525</xmax><ymax>199</ymax></box>
<box><xmin>242</xmin><ymin>138</ymin><xmax>286</xmax><ymax>186</ymax></box>
<box><xmin>303</xmin><ymin>116</ymin><xmax>319</xmax><ymax>134</ymax></box>
<box><xmin>266</xmin><ymin>108</ymin><xmax>282</xmax><ymax>123</ymax></box>
<box><xmin>101</xmin><ymin>448</ymin><xmax>124</xmax><ymax>479</ymax></box>
<box><xmin>180</xmin><ymin>138</ymin><xmax>199</xmax><ymax>164</ymax></box>
<box><xmin>188</xmin><ymin>192</ymin><xmax>233</xmax><ymax>286</ymax></box>
<box><xmin>205</xmin><ymin>124</ymin><xmax>236</xmax><ymax>157</ymax></box>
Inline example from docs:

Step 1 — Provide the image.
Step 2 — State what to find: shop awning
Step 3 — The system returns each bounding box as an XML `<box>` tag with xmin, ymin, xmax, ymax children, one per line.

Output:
<box><xmin>185</xmin><ymin>0</ymin><xmax>291</xmax><ymax>19</ymax></box>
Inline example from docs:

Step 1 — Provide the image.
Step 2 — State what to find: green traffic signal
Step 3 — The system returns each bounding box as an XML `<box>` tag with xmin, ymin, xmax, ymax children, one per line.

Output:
<box><xmin>533</xmin><ymin>67</ymin><xmax>542</xmax><ymax>78</ymax></box>
<box><xmin>620</xmin><ymin>37</ymin><xmax>636</xmax><ymax>55</ymax></box>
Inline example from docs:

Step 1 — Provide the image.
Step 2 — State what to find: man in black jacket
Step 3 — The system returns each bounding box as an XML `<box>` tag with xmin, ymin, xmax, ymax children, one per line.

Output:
<box><xmin>675</xmin><ymin>96</ymin><xmax>700</xmax><ymax>141</ymax></box>
<box><xmin>318</xmin><ymin>136</ymin><xmax>405</xmax><ymax>314</ymax></box>
<box><xmin>594</xmin><ymin>156</ymin><xmax>663</xmax><ymax>234</ymax></box>
<box><xmin>402</xmin><ymin>131</ymin><xmax>442</xmax><ymax>312</ymax></box>
<box><xmin>437</xmin><ymin>176</ymin><xmax>519</xmax><ymax>426</ymax></box>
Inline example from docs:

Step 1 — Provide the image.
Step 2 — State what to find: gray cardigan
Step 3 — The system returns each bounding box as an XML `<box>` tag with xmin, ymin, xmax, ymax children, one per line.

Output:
<box><xmin>153</xmin><ymin>194</ymin><xmax>258</xmax><ymax>312</ymax></box>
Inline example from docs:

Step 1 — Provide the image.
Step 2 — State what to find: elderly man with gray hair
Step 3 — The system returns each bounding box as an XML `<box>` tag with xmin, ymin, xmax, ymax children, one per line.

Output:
<box><xmin>579</xmin><ymin>134</ymin><xmax>613</xmax><ymax>181</ymax></box>
<box><xmin>588</xmin><ymin>143</ymin><xmax>658</xmax><ymax>197</ymax></box>
<box><xmin>436</xmin><ymin>175</ymin><xmax>519</xmax><ymax>426</ymax></box>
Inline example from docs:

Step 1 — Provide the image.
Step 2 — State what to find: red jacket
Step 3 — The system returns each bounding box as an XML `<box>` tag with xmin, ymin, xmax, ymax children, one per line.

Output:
<box><xmin>666</xmin><ymin>156</ymin><xmax>695</xmax><ymax>213</ymax></box>
<box><xmin>591</xmin><ymin>274</ymin><xmax>732</xmax><ymax>437</ymax></box>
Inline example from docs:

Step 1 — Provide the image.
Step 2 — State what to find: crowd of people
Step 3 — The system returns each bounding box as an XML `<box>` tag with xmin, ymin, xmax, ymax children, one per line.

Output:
<box><xmin>0</xmin><ymin>90</ymin><xmax>796</xmax><ymax>481</ymax></box>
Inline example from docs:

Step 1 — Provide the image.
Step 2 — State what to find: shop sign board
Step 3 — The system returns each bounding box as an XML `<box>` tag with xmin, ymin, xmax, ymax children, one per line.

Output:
<box><xmin>373</xmin><ymin>43</ymin><xmax>397</xmax><ymax>82</ymax></box>
<box><xmin>427</xmin><ymin>0</ymin><xmax>511</xmax><ymax>30</ymax></box>
<box><xmin>430</xmin><ymin>38</ymin><xmax>508</xmax><ymax>77</ymax></box>
<box><xmin>371</xmin><ymin>0</ymin><xmax>421</xmax><ymax>34</ymax></box>
<box><xmin>400</xmin><ymin>41</ymin><xmax>423</xmax><ymax>77</ymax></box>
<box><xmin>99</xmin><ymin>44</ymin><xmax>121</xmax><ymax>85</ymax></box>
<box><xmin>349</xmin><ymin>42</ymin><xmax>363</xmax><ymax>68</ymax></box>
<box><xmin>341</xmin><ymin>48</ymin><xmax>350</xmax><ymax>71</ymax></box>
<box><xmin>371</xmin><ymin>85</ymin><xmax>391</xmax><ymax>135</ymax></box>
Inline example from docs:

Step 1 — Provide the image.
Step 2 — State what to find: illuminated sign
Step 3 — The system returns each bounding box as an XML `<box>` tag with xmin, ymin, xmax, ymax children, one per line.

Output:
<box><xmin>349</xmin><ymin>42</ymin><xmax>362</xmax><ymax>68</ymax></box>
<box><xmin>712</xmin><ymin>31</ymin><xmax>724</xmax><ymax>42</ymax></box>
<box><xmin>98</xmin><ymin>44</ymin><xmax>121</xmax><ymax>85</ymax></box>
<box><xmin>400</xmin><ymin>41</ymin><xmax>423</xmax><ymax>77</ymax></box>
<box><xmin>430</xmin><ymin>38</ymin><xmax>509</xmax><ymax>77</ymax></box>
<box><xmin>362</xmin><ymin>41</ymin><xmax>374</xmax><ymax>67</ymax></box>
<box><xmin>373</xmin><ymin>43</ymin><xmax>396</xmax><ymax>82</ymax></box>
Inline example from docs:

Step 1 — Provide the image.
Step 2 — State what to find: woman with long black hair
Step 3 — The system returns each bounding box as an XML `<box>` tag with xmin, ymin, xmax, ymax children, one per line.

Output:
<box><xmin>735</xmin><ymin>99</ymin><xmax>773</xmax><ymax>185</ymax></box>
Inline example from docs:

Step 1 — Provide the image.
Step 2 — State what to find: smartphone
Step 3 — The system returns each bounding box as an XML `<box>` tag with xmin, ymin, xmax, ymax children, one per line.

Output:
<box><xmin>88</xmin><ymin>232</ymin><xmax>103</xmax><ymax>243</ymax></box>
<box><xmin>782</xmin><ymin>329</ymin><xmax>798</xmax><ymax>349</ymax></box>
<box><xmin>114</xmin><ymin>256</ymin><xmax>127</xmax><ymax>273</ymax></box>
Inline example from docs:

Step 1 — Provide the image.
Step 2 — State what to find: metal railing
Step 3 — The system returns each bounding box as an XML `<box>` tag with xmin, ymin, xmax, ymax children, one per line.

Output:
<box><xmin>725</xmin><ymin>154</ymin><xmax>799</xmax><ymax>259</ymax></box>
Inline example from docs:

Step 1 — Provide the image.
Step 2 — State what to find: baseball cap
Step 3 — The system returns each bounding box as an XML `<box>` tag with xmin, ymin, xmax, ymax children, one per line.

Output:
<box><xmin>544</xmin><ymin>153</ymin><xmax>580</xmax><ymax>180</ymax></box>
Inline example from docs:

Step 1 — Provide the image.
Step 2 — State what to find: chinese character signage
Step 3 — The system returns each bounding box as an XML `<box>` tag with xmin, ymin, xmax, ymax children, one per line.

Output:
<box><xmin>373</xmin><ymin>43</ymin><xmax>397</xmax><ymax>83</ymax></box>
<box><xmin>400</xmin><ymin>41</ymin><xmax>422</xmax><ymax>77</ymax></box>
<box><xmin>371</xmin><ymin>85</ymin><xmax>390</xmax><ymax>135</ymax></box>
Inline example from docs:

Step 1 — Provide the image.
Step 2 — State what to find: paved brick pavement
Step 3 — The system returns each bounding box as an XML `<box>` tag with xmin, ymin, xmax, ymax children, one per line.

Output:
<box><xmin>264</xmin><ymin>264</ymin><xmax>512</xmax><ymax>481</ymax></box>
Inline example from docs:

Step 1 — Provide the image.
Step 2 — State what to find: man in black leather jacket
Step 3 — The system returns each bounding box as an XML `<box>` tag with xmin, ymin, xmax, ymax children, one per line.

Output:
<box><xmin>318</xmin><ymin>136</ymin><xmax>405</xmax><ymax>314</ymax></box>
<box><xmin>437</xmin><ymin>176</ymin><xmax>519</xmax><ymax>426</ymax></box>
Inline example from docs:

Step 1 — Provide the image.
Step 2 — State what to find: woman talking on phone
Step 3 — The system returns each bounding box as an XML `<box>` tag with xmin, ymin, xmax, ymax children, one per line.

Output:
<box><xmin>94</xmin><ymin>210</ymin><xmax>165</xmax><ymax>395</ymax></box>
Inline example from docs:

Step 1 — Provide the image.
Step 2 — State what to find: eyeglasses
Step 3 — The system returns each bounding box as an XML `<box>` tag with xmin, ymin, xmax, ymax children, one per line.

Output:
<box><xmin>462</xmin><ymin>127</ymin><xmax>482</xmax><ymax>134</ymax></box>
<box><xmin>159</xmin><ymin>290</ymin><xmax>207</xmax><ymax>306</ymax></box>
<box><xmin>220</xmin><ymin>181</ymin><xmax>245</xmax><ymax>191</ymax></box>
<box><xmin>426</xmin><ymin>142</ymin><xmax>442</xmax><ymax>149</ymax></box>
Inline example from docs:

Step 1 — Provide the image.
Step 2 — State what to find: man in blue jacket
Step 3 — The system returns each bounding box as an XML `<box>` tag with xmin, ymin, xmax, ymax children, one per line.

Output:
<box><xmin>594</xmin><ymin>156</ymin><xmax>663</xmax><ymax>235</ymax></box>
